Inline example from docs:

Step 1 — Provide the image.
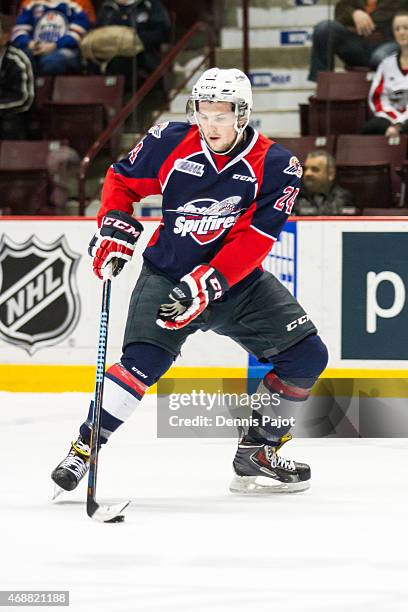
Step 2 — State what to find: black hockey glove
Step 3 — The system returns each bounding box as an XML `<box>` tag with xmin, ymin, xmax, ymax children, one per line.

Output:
<box><xmin>88</xmin><ymin>210</ymin><xmax>143</xmax><ymax>280</ymax></box>
<box><xmin>156</xmin><ymin>264</ymin><xmax>228</xmax><ymax>330</ymax></box>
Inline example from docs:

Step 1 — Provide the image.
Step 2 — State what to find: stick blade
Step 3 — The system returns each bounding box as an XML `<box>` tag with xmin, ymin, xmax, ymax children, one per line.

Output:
<box><xmin>87</xmin><ymin>498</ymin><xmax>131</xmax><ymax>523</ymax></box>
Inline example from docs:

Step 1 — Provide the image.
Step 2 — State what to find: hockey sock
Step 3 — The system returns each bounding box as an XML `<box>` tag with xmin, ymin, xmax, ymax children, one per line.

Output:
<box><xmin>79</xmin><ymin>342</ymin><xmax>174</xmax><ymax>444</ymax></box>
<box><xmin>247</xmin><ymin>372</ymin><xmax>313</xmax><ymax>443</ymax></box>
<box><xmin>247</xmin><ymin>334</ymin><xmax>328</xmax><ymax>444</ymax></box>
<box><xmin>80</xmin><ymin>363</ymin><xmax>149</xmax><ymax>444</ymax></box>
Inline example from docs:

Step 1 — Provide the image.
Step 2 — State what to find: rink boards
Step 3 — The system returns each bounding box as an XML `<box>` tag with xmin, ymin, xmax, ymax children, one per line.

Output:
<box><xmin>0</xmin><ymin>216</ymin><xmax>407</xmax><ymax>391</ymax></box>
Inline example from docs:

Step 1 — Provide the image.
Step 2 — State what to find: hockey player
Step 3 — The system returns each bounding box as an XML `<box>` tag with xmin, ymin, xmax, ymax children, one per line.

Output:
<box><xmin>52</xmin><ymin>68</ymin><xmax>328</xmax><ymax>494</ymax></box>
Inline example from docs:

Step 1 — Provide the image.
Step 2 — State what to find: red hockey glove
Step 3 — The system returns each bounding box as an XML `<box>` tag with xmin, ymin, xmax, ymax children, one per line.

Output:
<box><xmin>156</xmin><ymin>265</ymin><xmax>229</xmax><ymax>330</ymax></box>
<box><xmin>88</xmin><ymin>210</ymin><xmax>143</xmax><ymax>280</ymax></box>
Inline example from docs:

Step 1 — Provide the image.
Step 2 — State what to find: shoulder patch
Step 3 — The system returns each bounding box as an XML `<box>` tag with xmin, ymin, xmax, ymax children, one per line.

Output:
<box><xmin>148</xmin><ymin>121</ymin><xmax>169</xmax><ymax>139</ymax></box>
<box><xmin>283</xmin><ymin>156</ymin><xmax>303</xmax><ymax>178</ymax></box>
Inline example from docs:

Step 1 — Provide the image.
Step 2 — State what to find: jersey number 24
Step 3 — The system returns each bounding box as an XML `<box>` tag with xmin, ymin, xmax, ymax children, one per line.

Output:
<box><xmin>274</xmin><ymin>186</ymin><xmax>299</xmax><ymax>214</ymax></box>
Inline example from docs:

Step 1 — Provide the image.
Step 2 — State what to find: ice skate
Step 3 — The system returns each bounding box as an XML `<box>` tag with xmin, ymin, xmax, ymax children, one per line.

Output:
<box><xmin>230</xmin><ymin>433</ymin><xmax>311</xmax><ymax>494</ymax></box>
<box><xmin>51</xmin><ymin>436</ymin><xmax>90</xmax><ymax>492</ymax></box>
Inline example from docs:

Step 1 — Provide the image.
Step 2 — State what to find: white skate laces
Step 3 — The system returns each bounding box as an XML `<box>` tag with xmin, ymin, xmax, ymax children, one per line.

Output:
<box><xmin>263</xmin><ymin>433</ymin><xmax>296</xmax><ymax>472</ymax></box>
<box><xmin>266</xmin><ymin>446</ymin><xmax>296</xmax><ymax>472</ymax></box>
<box><xmin>59</xmin><ymin>441</ymin><xmax>90</xmax><ymax>479</ymax></box>
<box><xmin>59</xmin><ymin>454</ymin><xmax>88</xmax><ymax>479</ymax></box>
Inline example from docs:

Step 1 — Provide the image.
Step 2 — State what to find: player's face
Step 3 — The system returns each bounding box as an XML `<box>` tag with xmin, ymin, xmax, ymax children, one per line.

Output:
<box><xmin>393</xmin><ymin>16</ymin><xmax>408</xmax><ymax>47</ymax></box>
<box><xmin>303</xmin><ymin>155</ymin><xmax>333</xmax><ymax>194</ymax></box>
<box><xmin>196</xmin><ymin>101</ymin><xmax>241</xmax><ymax>152</ymax></box>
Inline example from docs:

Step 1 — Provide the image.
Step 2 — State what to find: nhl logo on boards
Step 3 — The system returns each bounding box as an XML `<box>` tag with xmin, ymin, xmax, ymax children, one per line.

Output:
<box><xmin>0</xmin><ymin>235</ymin><xmax>81</xmax><ymax>354</ymax></box>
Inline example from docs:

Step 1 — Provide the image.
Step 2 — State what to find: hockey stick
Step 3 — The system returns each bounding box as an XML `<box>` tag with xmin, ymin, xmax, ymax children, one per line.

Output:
<box><xmin>87</xmin><ymin>278</ymin><xmax>130</xmax><ymax>523</ymax></box>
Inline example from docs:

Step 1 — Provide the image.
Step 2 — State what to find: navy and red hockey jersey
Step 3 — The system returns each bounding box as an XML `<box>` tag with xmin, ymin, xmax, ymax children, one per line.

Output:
<box><xmin>100</xmin><ymin>122</ymin><xmax>302</xmax><ymax>292</ymax></box>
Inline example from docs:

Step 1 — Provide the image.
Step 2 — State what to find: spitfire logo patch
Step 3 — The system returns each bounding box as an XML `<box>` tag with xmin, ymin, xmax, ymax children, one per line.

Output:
<box><xmin>283</xmin><ymin>156</ymin><xmax>303</xmax><ymax>178</ymax></box>
<box><xmin>148</xmin><ymin>122</ymin><xmax>169</xmax><ymax>139</ymax></box>
<box><xmin>0</xmin><ymin>235</ymin><xmax>81</xmax><ymax>354</ymax></box>
<box><xmin>170</xmin><ymin>196</ymin><xmax>242</xmax><ymax>245</ymax></box>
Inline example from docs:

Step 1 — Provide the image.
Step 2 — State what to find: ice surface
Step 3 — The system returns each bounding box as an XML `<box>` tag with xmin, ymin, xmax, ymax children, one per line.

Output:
<box><xmin>2</xmin><ymin>392</ymin><xmax>408</xmax><ymax>612</ymax></box>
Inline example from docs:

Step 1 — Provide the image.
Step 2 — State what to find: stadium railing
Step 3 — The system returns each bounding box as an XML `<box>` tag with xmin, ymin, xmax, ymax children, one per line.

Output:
<box><xmin>78</xmin><ymin>20</ymin><xmax>216</xmax><ymax>215</ymax></box>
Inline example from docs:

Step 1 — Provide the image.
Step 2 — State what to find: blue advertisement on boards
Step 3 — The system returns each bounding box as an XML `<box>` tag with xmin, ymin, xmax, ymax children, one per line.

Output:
<box><xmin>342</xmin><ymin>232</ymin><xmax>408</xmax><ymax>359</ymax></box>
<box><xmin>248</xmin><ymin>221</ymin><xmax>297</xmax><ymax>380</ymax></box>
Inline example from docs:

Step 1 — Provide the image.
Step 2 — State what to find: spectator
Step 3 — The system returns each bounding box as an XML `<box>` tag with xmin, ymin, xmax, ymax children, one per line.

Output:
<box><xmin>88</xmin><ymin>0</ymin><xmax>171</xmax><ymax>88</ymax></box>
<box><xmin>294</xmin><ymin>150</ymin><xmax>355</xmax><ymax>215</ymax></box>
<box><xmin>308</xmin><ymin>0</ymin><xmax>401</xmax><ymax>82</ymax></box>
<box><xmin>10</xmin><ymin>0</ymin><xmax>93</xmax><ymax>75</ymax></box>
<box><xmin>363</xmin><ymin>11</ymin><xmax>408</xmax><ymax>134</ymax></box>
<box><xmin>0</xmin><ymin>19</ymin><xmax>34</xmax><ymax>139</ymax></box>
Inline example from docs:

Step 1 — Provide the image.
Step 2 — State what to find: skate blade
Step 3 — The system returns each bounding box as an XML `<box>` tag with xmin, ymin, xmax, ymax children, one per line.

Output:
<box><xmin>229</xmin><ymin>475</ymin><xmax>310</xmax><ymax>495</ymax></box>
<box><xmin>52</xmin><ymin>484</ymin><xmax>65</xmax><ymax>501</ymax></box>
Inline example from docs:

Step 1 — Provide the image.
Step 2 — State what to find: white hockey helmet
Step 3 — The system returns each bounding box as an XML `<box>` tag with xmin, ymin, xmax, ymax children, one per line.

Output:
<box><xmin>187</xmin><ymin>67</ymin><xmax>253</xmax><ymax>134</ymax></box>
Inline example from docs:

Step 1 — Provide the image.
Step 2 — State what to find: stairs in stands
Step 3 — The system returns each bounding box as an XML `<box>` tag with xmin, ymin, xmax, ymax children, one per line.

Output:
<box><xmin>157</xmin><ymin>0</ymin><xmax>334</xmax><ymax>137</ymax></box>
<box><xmin>89</xmin><ymin>0</ymin><xmax>333</xmax><ymax>215</ymax></box>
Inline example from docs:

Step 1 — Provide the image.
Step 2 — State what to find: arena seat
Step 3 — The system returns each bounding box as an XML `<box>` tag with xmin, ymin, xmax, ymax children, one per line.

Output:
<box><xmin>299</xmin><ymin>103</ymin><xmax>310</xmax><ymax>136</ymax></box>
<box><xmin>307</xmin><ymin>71</ymin><xmax>371</xmax><ymax>136</ymax></box>
<box><xmin>35</xmin><ymin>76</ymin><xmax>54</xmax><ymax>107</ymax></box>
<box><xmin>0</xmin><ymin>140</ymin><xmax>63</xmax><ymax>170</ymax></box>
<box><xmin>0</xmin><ymin>140</ymin><xmax>64</xmax><ymax>215</ymax></box>
<box><xmin>362</xmin><ymin>208</ymin><xmax>408</xmax><ymax>215</ymax></box>
<box><xmin>335</xmin><ymin>135</ymin><xmax>407</xmax><ymax>208</ymax></box>
<box><xmin>276</xmin><ymin>136</ymin><xmax>336</xmax><ymax>164</ymax></box>
<box><xmin>315</xmin><ymin>71</ymin><xmax>371</xmax><ymax>100</ymax></box>
<box><xmin>42</xmin><ymin>75</ymin><xmax>125</xmax><ymax>156</ymax></box>
<box><xmin>336</xmin><ymin>163</ymin><xmax>393</xmax><ymax>209</ymax></box>
<box><xmin>27</xmin><ymin>77</ymin><xmax>54</xmax><ymax>138</ymax></box>
<box><xmin>396</xmin><ymin>161</ymin><xmax>408</xmax><ymax>206</ymax></box>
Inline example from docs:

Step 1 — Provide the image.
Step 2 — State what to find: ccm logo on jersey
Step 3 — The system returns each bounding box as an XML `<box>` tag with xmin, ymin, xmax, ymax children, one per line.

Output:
<box><xmin>286</xmin><ymin>314</ymin><xmax>310</xmax><ymax>331</ymax></box>
<box><xmin>233</xmin><ymin>173</ymin><xmax>257</xmax><ymax>183</ymax></box>
<box><xmin>104</xmin><ymin>217</ymin><xmax>141</xmax><ymax>238</ymax></box>
<box><xmin>283</xmin><ymin>156</ymin><xmax>303</xmax><ymax>178</ymax></box>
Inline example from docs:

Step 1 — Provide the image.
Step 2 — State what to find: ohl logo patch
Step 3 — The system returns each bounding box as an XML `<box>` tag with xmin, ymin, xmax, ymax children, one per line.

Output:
<box><xmin>171</xmin><ymin>196</ymin><xmax>242</xmax><ymax>245</ymax></box>
<box><xmin>0</xmin><ymin>235</ymin><xmax>81</xmax><ymax>354</ymax></box>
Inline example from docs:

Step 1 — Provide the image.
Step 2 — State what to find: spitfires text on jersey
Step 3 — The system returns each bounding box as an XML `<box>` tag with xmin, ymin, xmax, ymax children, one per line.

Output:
<box><xmin>172</xmin><ymin>197</ymin><xmax>242</xmax><ymax>244</ymax></box>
